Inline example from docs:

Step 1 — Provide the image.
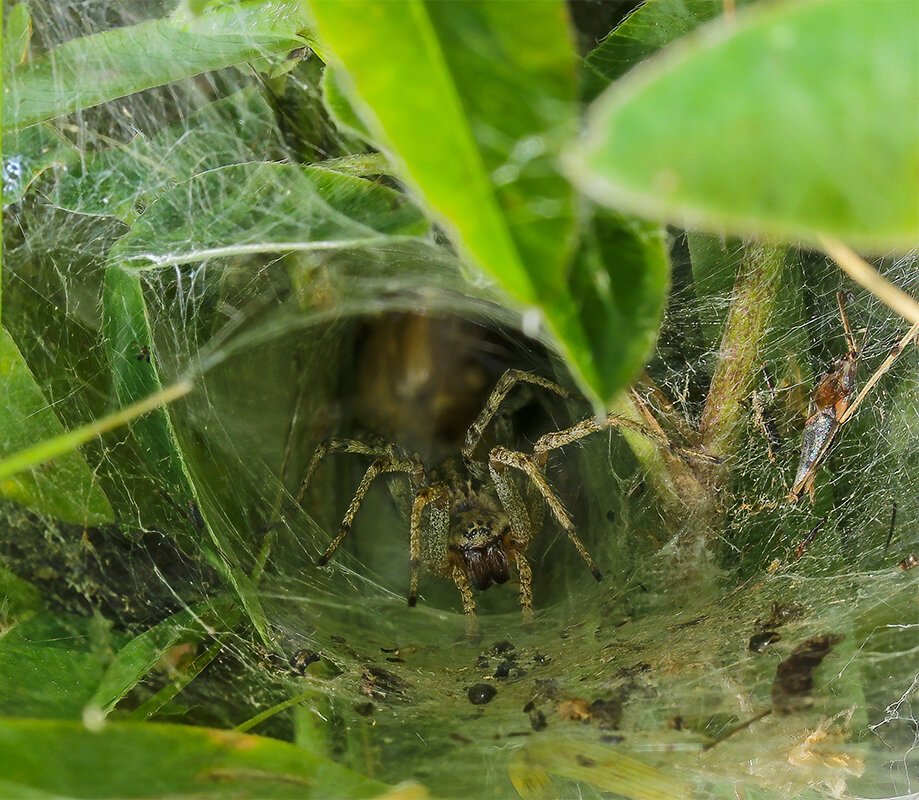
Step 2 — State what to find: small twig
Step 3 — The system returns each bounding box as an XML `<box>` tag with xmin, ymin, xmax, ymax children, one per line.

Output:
<box><xmin>883</xmin><ymin>502</ymin><xmax>897</xmax><ymax>558</ymax></box>
<box><xmin>819</xmin><ymin>236</ymin><xmax>919</xmax><ymax>325</ymax></box>
<box><xmin>702</xmin><ymin>708</ymin><xmax>771</xmax><ymax>751</ymax></box>
<box><xmin>793</xmin><ymin>518</ymin><xmax>826</xmax><ymax>561</ymax></box>
<box><xmin>838</xmin><ymin>318</ymin><xmax>919</xmax><ymax>426</ymax></box>
<box><xmin>634</xmin><ymin>372</ymin><xmax>700</xmax><ymax>446</ymax></box>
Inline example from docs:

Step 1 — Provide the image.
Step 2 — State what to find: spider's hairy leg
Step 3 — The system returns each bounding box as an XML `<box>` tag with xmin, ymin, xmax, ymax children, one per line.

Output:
<box><xmin>409</xmin><ymin>483</ymin><xmax>449</xmax><ymax>607</ymax></box>
<box><xmin>488</xmin><ymin>456</ymin><xmax>537</xmax><ymax>621</ymax></box>
<box><xmin>462</xmin><ymin>369</ymin><xmax>570</xmax><ymax>470</ymax></box>
<box><xmin>452</xmin><ymin>566</ymin><xmax>479</xmax><ymax>639</ymax></box>
<box><xmin>488</xmin><ymin>457</ymin><xmax>532</xmax><ymax>548</ymax></box>
<box><xmin>516</xmin><ymin>553</ymin><xmax>534</xmax><ymax>623</ymax></box>
<box><xmin>533</xmin><ymin>413</ymin><xmax>719</xmax><ymax>465</ymax></box>
<box><xmin>296</xmin><ymin>437</ymin><xmax>402</xmax><ymax>505</ymax></box>
<box><xmin>489</xmin><ymin>446</ymin><xmax>603</xmax><ymax>582</ymax></box>
<box><xmin>316</xmin><ymin>454</ymin><xmax>424</xmax><ymax>566</ymax></box>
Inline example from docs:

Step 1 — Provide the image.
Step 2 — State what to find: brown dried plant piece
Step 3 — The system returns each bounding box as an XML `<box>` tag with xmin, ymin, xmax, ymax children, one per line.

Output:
<box><xmin>556</xmin><ymin>698</ymin><xmax>591</xmax><ymax>722</ymax></box>
<box><xmin>772</xmin><ymin>634</ymin><xmax>845</xmax><ymax>714</ymax></box>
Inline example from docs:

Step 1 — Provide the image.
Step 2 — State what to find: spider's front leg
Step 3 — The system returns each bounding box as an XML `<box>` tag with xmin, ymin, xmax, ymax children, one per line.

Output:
<box><xmin>299</xmin><ymin>438</ymin><xmax>424</xmax><ymax>567</ymax></box>
<box><xmin>487</xmin><ymin>456</ymin><xmax>536</xmax><ymax>621</ymax></box>
<box><xmin>296</xmin><ymin>437</ymin><xmax>403</xmax><ymax>505</ymax></box>
<box><xmin>452</xmin><ymin>566</ymin><xmax>479</xmax><ymax>639</ymax></box>
<box><xmin>408</xmin><ymin>483</ymin><xmax>449</xmax><ymax>607</ymax></box>
<box><xmin>462</xmin><ymin>369</ymin><xmax>570</xmax><ymax>477</ymax></box>
<box><xmin>410</xmin><ymin>483</ymin><xmax>480</xmax><ymax>638</ymax></box>
<box><xmin>489</xmin><ymin>446</ymin><xmax>603</xmax><ymax>583</ymax></box>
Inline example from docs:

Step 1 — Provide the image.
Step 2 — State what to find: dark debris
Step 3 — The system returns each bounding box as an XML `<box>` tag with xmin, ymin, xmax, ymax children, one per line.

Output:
<box><xmin>467</xmin><ymin>684</ymin><xmax>498</xmax><ymax>705</ymax></box>
<box><xmin>749</xmin><ymin>631</ymin><xmax>782</xmax><ymax>653</ymax></box>
<box><xmin>528</xmin><ymin>708</ymin><xmax>547</xmax><ymax>731</ymax></box>
<box><xmin>772</xmin><ymin>634</ymin><xmax>845</xmax><ymax>714</ymax></box>
<box><xmin>290</xmin><ymin>649</ymin><xmax>321</xmax><ymax>674</ymax></box>
<box><xmin>361</xmin><ymin>666</ymin><xmax>407</xmax><ymax>700</ymax></box>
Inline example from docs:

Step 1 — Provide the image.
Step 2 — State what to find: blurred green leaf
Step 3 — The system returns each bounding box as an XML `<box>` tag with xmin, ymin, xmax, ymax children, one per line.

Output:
<box><xmin>0</xmin><ymin>327</ymin><xmax>114</xmax><ymax>525</ymax></box>
<box><xmin>570</xmin><ymin>208</ymin><xmax>670</xmax><ymax>395</ymax></box>
<box><xmin>582</xmin><ymin>0</ymin><xmax>753</xmax><ymax>99</ymax></box>
<box><xmin>0</xmin><ymin>563</ymin><xmax>43</xmax><ymax>618</ymax></box>
<box><xmin>0</xmin><ymin>718</ymin><xmax>389</xmax><ymax>799</ymax></box>
<box><xmin>2</xmin><ymin>3</ymin><xmax>308</xmax><ymax>131</ymax></box>
<box><xmin>0</xmin><ymin>613</ymin><xmax>125</xmax><ymax>718</ymax></box>
<box><xmin>515</xmin><ymin>739</ymin><xmax>690</xmax><ymax>800</ymax></box>
<box><xmin>129</xmin><ymin>635</ymin><xmax>229</xmax><ymax>722</ymax></box>
<box><xmin>89</xmin><ymin>601</ymin><xmax>233</xmax><ymax>715</ymax></box>
<box><xmin>571</xmin><ymin>0</ymin><xmax>919</xmax><ymax>251</ymax></box>
<box><xmin>309</xmin><ymin>0</ymin><xmax>666</xmax><ymax>405</ymax></box>
<box><xmin>1</xmin><ymin>3</ymin><xmax>31</xmax><ymax>73</ymax></box>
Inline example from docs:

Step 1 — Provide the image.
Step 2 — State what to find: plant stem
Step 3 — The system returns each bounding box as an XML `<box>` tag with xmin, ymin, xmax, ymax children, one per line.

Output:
<box><xmin>699</xmin><ymin>241</ymin><xmax>785</xmax><ymax>461</ymax></box>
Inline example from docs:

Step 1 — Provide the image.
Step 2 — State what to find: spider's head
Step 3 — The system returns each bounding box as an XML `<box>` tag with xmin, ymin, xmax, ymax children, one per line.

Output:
<box><xmin>451</xmin><ymin>508</ymin><xmax>512</xmax><ymax>591</ymax></box>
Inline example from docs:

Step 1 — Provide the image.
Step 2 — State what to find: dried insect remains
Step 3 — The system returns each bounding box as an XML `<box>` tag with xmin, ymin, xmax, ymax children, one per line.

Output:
<box><xmin>298</xmin><ymin>369</ymin><xmax>714</xmax><ymax>636</ymax></box>
<box><xmin>789</xmin><ymin>291</ymin><xmax>919</xmax><ymax>502</ymax></box>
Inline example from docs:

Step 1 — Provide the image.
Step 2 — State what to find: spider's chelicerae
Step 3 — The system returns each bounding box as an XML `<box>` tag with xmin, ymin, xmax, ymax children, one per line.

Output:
<box><xmin>298</xmin><ymin>369</ymin><xmax>706</xmax><ymax>636</ymax></box>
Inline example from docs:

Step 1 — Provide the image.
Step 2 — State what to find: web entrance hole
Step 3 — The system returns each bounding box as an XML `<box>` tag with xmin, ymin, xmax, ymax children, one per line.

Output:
<box><xmin>287</xmin><ymin>309</ymin><xmax>654</xmax><ymax>623</ymax></box>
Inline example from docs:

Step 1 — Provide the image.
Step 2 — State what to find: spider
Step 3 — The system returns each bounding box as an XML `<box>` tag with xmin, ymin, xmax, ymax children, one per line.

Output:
<box><xmin>298</xmin><ymin>369</ymin><xmax>711</xmax><ymax>637</ymax></box>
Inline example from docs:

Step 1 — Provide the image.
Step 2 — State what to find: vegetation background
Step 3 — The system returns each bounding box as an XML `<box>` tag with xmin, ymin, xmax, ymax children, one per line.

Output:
<box><xmin>1</xmin><ymin>0</ymin><xmax>917</xmax><ymax>798</ymax></box>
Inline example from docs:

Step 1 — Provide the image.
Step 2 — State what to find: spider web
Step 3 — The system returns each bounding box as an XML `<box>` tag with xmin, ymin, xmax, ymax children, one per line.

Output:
<box><xmin>2</xmin><ymin>2</ymin><xmax>918</xmax><ymax>799</ymax></box>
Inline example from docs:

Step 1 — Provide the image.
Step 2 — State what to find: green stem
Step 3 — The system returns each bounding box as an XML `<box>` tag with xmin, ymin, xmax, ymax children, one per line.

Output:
<box><xmin>234</xmin><ymin>690</ymin><xmax>316</xmax><ymax>734</ymax></box>
<box><xmin>699</xmin><ymin>241</ymin><xmax>785</xmax><ymax>460</ymax></box>
<box><xmin>128</xmin><ymin>634</ymin><xmax>228</xmax><ymax>721</ymax></box>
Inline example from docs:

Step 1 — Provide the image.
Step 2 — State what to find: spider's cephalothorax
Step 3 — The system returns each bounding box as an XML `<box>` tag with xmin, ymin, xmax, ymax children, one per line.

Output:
<box><xmin>434</xmin><ymin>455</ymin><xmax>538</xmax><ymax>599</ymax></box>
<box><xmin>298</xmin><ymin>369</ymin><xmax>712</xmax><ymax>636</ymax></box>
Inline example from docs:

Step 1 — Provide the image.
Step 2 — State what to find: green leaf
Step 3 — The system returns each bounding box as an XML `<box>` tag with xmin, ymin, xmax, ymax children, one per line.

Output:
<box><xmin>2</xmin><ymin>3</ymin><xmax>308</xmax><ymax>131</ymax></box>
<box><xmin>0</xmin><ymin>613</ymin><xmax>125</xmax><ymax>718</ymax></box>
<box><xmin>88</xmin><ymin>601</ymin><xmax>234</xmax><ymax>715</ymax></box>
<box><xmin>582</xmin><ymin>0</ymin><xmax>753</xmax><ymax>99</ymax></box>
<box><xmin>2</xmin><ymin>123</ymin><xmax>76</xmax><ymax>205</ymax></box>
<box><xmin>0</xmin><ymin>327</ymin><xmax>113</xmax><ymax>525</ymax></box>
<box><xmin>308</xmin><ymin>0</ymin><xmax>578</xmax><ymax>299</ymax></box>
<box><xmin>309</xmin><ymin>0</ymin><xmax>655</xmax><ymax>405</ymax></box>
<box><xmin>321</xmin><ymin>65</ymin><xmax>373</xmax><ymax>143</ymax></box>
<box><xmin>570</xmin><ymin>208</ymin><xmax>670</xmax><ymax>394</ymax></box>
<box><xmin>571</xmin><ymin>0</ymin><xmax>919</xmax><ymax>252</ymax></box>
<box><xmin>101</xmin><ymin>268</ymin><xmax>192</xmax><ymax>502</ymax></box>
<box><xmin>101</xmin><ymin>267</ymin><xmax>271</xmax><ymax>646</ymax></box>
<box><xmin>111</xmin><ymin>162</ymin><xmax>429</xmax><ymax>268</ymax></box>
<box><xmin>0</xmin><ymin>718</ymin><xmax>388</xmax><ymax>799</ymax></box>
<box><xmin>2</xmin><ymin>3</ymin><xmax>32</xmax><ymax>73</ymax></box>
